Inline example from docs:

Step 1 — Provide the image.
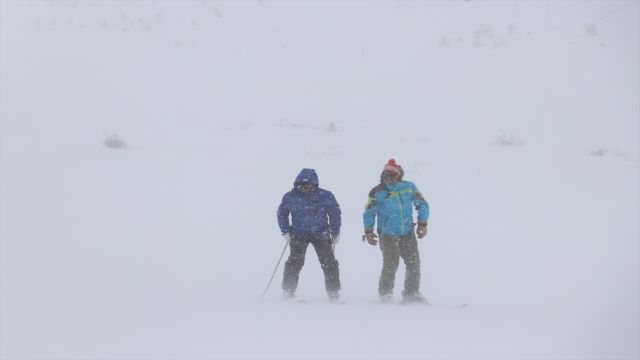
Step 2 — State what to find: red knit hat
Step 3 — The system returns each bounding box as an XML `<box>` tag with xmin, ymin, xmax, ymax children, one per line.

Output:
<box><xmin>383</xmin><ymin>159</ymin><xmax>402</xmax><ymax>174</ymax></box>
<box><xmin>381</xmin><ymin>159</ymin><xmax>404</xmax><ymax>183</ymax></box>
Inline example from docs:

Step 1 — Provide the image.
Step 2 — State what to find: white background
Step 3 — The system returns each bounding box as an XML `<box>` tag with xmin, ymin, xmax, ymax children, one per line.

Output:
<box><xmin>1</xmin><ymin>1</ymin><xmax>638</xmax><ymax>359</ymax></box>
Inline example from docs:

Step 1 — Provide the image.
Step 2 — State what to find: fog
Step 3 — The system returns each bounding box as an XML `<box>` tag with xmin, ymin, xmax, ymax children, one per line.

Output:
<box><xmin>1</xmin><ymin>1</ymin><xmax>638</xmax><ymax>359</ymax></box>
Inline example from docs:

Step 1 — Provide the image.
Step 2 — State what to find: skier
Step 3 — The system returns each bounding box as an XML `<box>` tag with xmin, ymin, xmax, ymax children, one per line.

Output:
<box><xmin>363</xmin><ymin>159</ymin><xmax>430</xmax><ymax>304</ymax></box>
<box><xmin>277</xmin><ymin>168</ymin><xmax>342</xmax><ymax>302</ymax></box>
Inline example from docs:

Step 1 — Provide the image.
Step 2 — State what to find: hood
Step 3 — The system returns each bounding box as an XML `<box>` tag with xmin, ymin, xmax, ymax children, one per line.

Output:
<box><xmin>294</xmin><ymin>168</ymin><xmax>319</xmax><ymax>187</ymax></box>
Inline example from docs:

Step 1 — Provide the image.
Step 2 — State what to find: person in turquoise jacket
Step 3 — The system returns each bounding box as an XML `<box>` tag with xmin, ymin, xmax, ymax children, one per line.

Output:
<box><xmin>363</xmin><ymin>159</ymin><xmax>430</xmax><ymax>304</ymax></box>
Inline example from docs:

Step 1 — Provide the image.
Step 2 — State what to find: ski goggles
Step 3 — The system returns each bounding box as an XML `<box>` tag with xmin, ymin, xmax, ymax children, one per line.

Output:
<box><xmin>297</xmin><ymin>182</ymin><xmax>317</xmax><ymax>192</ymax></box>
<box><xmin>381</xmin><ymin>170</ymin><xmax>401</xmax><ymax>184</ymax></box>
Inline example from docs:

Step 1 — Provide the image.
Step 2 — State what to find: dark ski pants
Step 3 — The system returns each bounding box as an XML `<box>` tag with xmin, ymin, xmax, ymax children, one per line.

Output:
<box><xmin>282</xmin><ymin>233</ymin><xmax>340</xmax><ymax>294</ymax></box>
<box><xmin>378</xmin><ymin>232</ymin><xmax>421</xmax><ymax>297</ymax></box>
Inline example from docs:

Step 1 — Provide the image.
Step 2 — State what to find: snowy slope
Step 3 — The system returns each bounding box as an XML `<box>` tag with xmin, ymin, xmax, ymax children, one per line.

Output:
<box><xmin>1</xmin><ymin>1</ymin><xmax>638</xmax><ymax>359</ymax></box>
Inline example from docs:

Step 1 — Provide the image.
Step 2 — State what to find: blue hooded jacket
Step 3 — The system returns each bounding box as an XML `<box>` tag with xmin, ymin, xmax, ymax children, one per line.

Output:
<box><xmin>277</xmin><ymin>169</ymin><xmax>341</xmax><ymax>237</ymax></box>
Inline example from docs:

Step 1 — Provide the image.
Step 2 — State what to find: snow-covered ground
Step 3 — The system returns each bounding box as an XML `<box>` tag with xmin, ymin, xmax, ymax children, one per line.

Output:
<box><xmin>1</xmin><ymin>1</ymin><xmax>638</xmax><ymax>359</ymax></box>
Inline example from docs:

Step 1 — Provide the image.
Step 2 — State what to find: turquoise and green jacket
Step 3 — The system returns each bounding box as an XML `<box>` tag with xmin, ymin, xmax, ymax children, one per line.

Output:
<box><xmin>363</xmin><ymin>180</ymin><xmax>429</xmax><ymax>236</ymax></box>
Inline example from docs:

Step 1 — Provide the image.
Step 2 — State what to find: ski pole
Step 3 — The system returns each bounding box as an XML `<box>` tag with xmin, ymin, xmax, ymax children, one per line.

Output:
<box><xmin>260</xmin><ymin>241</ymin><xmax>289</xmax><ymax>300</ymax></box>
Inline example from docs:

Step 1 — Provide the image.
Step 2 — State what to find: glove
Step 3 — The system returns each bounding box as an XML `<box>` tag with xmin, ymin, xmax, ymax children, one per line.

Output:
<box><xmin>283</xmin><ymin>233</ymin><xmax>292</xmax><ymax>243</ymax></box>
<box><xmin>332</xmin><ymin>234</ymin><xmax>340</xmax><ymax>245</ymax></box>
<box><xmin>364</xmin><ymin>229</ymin><xmax>378</xmax><ymax>246</ymax></box>
<box><xmin>416</xmin><ymin>221</ymin><xmax>428</xmax><ymax>239</ymax></box>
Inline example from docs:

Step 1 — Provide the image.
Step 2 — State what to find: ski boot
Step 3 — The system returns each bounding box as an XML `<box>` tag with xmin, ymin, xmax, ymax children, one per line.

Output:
<box><xmin>379</xmin><ymin>293</ymin><xmax>394</xmax><ymax>304</ymax></box>
<box><xmin>328</xmin><ymin>290</ymin><xmax>340</xmax><ymax>303</ymax></box>
<box><xmin>401</xmin><ymin>291</ymin><xmax>428</xmax><ymax>304</ymax></box>
<box><xmin>282</xmin><ymin>290</ymin><xmax>295</xmax><ymax>301</ymax></box>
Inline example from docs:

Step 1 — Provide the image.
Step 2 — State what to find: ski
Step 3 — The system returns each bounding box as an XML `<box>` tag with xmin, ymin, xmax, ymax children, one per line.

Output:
<box><xmin>399</xmin><ymin>302</ymin><xmax>468</xmax><ymax>308</ymax></box>
<box><xmin>282</xmin><ymin>298</ymin><xmax>348</xmax><ymax>304</ymax></box>
<box><xmin>368</xmin><ymin>299</ymin><xmax>468</xmax><ymax>308</ymax></box>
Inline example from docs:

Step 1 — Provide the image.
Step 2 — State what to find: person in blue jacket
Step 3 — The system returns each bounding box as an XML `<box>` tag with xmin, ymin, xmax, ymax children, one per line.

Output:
<box><xmin>363</xmin><ymin>159</ymin><xmax>430</xmax><ymax>304</ymax></box>
<box><xmin>277</xmin><ymin>168</ymin><xmax>342</xmax><ymax>301</ymax></box>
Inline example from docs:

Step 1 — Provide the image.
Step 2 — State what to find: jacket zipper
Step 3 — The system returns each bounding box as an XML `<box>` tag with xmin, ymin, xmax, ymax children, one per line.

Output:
<box><xmin>395</xmin><ymin>193</ymin><xmax>405</xmax><ymax>234</ymax></box>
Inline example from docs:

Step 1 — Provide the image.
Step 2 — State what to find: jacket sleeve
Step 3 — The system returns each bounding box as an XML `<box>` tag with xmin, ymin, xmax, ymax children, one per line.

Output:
<box><xmin>326</xmin><ymin>192</ymin><xmax>341</xmax><ymax>236</ymax></box>
<box><xmin>411</xmin><ymin>183</ymin><xmax>430</xmax><ymax>222</ymax></box>
<box><xmin>363</xmin><ymin>194</ymin><xmax>377</xmax><ymax>231</ymax></box>
<box><xmin>277</xmin><ymin>193</ymin><xmax>291</xmax><ymax>234</ymax></box>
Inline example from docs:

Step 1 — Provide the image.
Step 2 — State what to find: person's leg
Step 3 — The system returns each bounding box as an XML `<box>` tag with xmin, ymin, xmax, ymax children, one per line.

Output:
<box><xmin>398</xmin><ymin>233</ymin><xmax>423</xmax><ymax>301</ymax></box>
<box><xmin>282</xmin><ymin>235</ymin><xmax>309</xmax><ymax>297</ymax></box>
<box><xmin>310</xmin><ymin>234</ymin><xmax>341</xmax><ymax>298</ymax></box>
<box><xmin>378</xmin><ymin>234</ymin><xmax>400</xmax><ymax>299</ymax></box>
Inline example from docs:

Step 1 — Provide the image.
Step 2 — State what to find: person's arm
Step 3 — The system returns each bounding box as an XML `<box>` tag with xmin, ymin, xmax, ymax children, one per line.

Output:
<box><xmin>326</xmin><ymin>192</ymin><xmax>342</xmax><ymax>237</ymax></box>
<box><xmin>412</xmin><ymin>183</ymin><xmax>429</xmax><ymax>238</ymax></box>
<box><xmin>363</xmin><ymin>192</ymin><xmax>379</xmax><ymax>245</ymax></box>
<box><xmin>277</xmin><ymin>193</ymin><xmax>291</xmax><ymax>235</ymax></box>
<box><xmin>412</xmin><ymin>183</ymin><xmax>429</xmax><ymax>222</ymax></box>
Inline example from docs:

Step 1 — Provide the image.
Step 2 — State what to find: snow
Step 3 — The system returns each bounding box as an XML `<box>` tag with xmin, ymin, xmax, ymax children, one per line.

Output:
<box><xmin>0</xmin><ymin>1</ymin><xmax>638</xmax><ymax>359</ymax></box>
